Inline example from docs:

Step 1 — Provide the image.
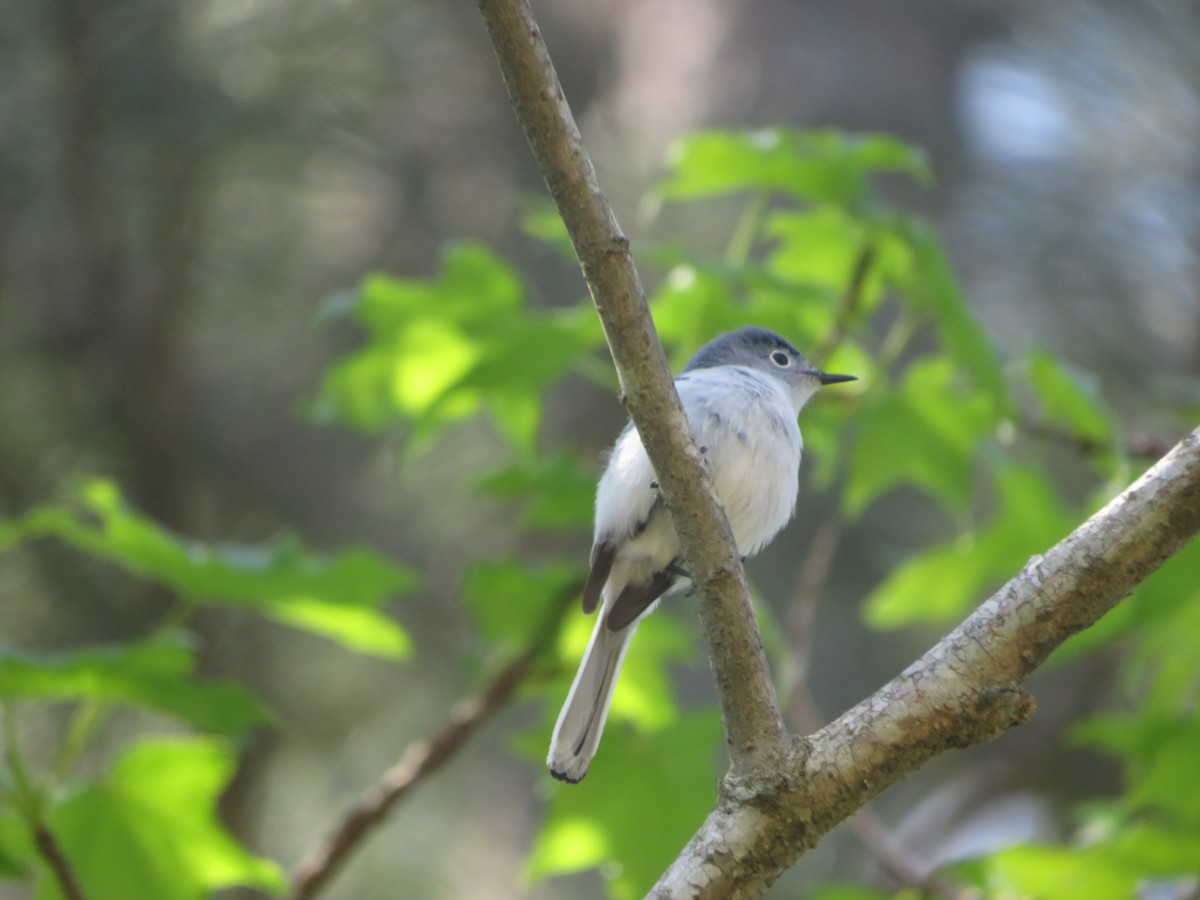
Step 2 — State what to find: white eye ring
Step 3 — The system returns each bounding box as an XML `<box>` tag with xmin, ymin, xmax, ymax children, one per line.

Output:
<box><xmin>770</xmin><ymin>350</ymin><xmax>791</xmax><ymax>367</ymax></box>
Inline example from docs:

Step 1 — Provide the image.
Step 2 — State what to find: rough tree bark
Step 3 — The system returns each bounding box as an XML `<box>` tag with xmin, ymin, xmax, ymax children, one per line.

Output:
<box><xmin>475</xmin><ymin>0</ymin><xmax>1200</xmax><ymax>896</ymax></box>
<box><xmin>477</xmin><ymin>0</ymin><xmax>789</xmax><ymax>779</ymax></box>
<box><xmin>651</xmin><ymin>429</ymin><xmax>1200</xmax><ymax>896</ymax></box>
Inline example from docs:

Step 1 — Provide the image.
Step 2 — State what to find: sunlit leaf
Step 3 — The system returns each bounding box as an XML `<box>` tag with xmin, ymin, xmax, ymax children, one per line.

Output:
<box><xmin>34</xmin><ymin>737</ymin><xmax>283</xmax><ymax>900</ymax></box>
<box><xmin>1056</xmin><ymin>539</ymin><xmax>1200</xmax><ymax>669</ymax></box>
<box><xmin>659</xmin><ymin>129</ymin><xmax>931</xmax><ymax>207</ymax></box>
<box><xmin>355</xmin><ymin>241</ymin><xmax>523</xmax><ymax>328</ymax></box>
<box><xmin>863</xmin><ymin>464</ymin><xmax>1075</xmax><ymax>627</ymax></box>
<box><xmin>528</xmin><ymin>710</ymin><xmax>722</xmax><ymax>899</ymax></box>
<box><xmin>311</xmin><ymin>241</ymin><xmax>604</xmax><ymax>453</ymax></box>
<box><xmin>446</xmin><ymin>311</ymin><xmax>600</xmax><ymax>453</ymax></box>
<box><xmin>963</xmin><ymin>820</ymin><xmax>1200</xmax><ymax>900</ymax></box>
<box><xmin>974</xmin><ymin>843</ymin><xmax>1138</xmax><ymax>900</ymax></box>
<box><xmin>896</xmin><ymin>220</ymin><xmax>1008</xmax><ymax>412</ymax></box>
<box><xmin>810</xmin><ymin>887</ymin><xmax>894</xmax><ymax>900</ymax></box>
<box><xmin>650</xmin><ymin>265</ymin><xmax>749</xmax><ymax>353</ymax></box>
<box><xmin>1127</xmin><ymin>730</ymin><xmax>1200</xmax><ymax>825</ymax></box>
<box><xmin>650</xmin><ymin>262</ymin><xmax>839</xmax><ymax>363</ymax></box>
<box><xmin>547</xmin><ymin>609</ymin><xmax>695</xmax><ymax>735</ymax></box>
<box><xmin>845</xmin><ymin>357</ymin><xmax>994</xmax><ymax>517</ymax></box>
<box><xmin>1106</xmin><ymin>823</ymin><xmax>1200</xmax><ymax>873</ymax></box>
<box><xmin>765</xmin><ymin>208</ymin><xmax>892</xmax><ymax>323</ymax></box>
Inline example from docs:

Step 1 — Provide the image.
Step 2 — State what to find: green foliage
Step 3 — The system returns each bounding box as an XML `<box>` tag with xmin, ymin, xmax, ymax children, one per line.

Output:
<box><xmin>476</xmin><ymin>451</ymin><xmax>597</xmax><ymax>531</ymax></box>
<box><xmin>862</xmin><ymin>464</ymin><xmax>1076</xmax><ymax>627</ymax></box>
<box><xmin>2</xmin><ymin>124</ymin><xmax>1194</xmax><ymax>900</ymax></box>
<box><xmin>543</xmin><ymin>610</ymin><xmax>698</xmax><ymax>735</ymax></box>
<box><xmin>33</xmin><ymin>737</ymin><xmax>282</xmax><ymax>899</ymax></box>
<box><xmin>1054</xmin><ymin>538</ymin><xmax>1200</xmax><ymax>661</ymax></box>
<box><xmin>810</xmin><ymin>887</ymin><xmax>898</xmax><ymax>900</ymax></box>
<box><xmin>528</xmin><ymin>710</ymin><xmax>723</xmax><ymax>899</ymax></box>
<box><xmin>898</xmin><ymin>220</ymin><xmax>1008</xmax><ymax>410</ymax></box>
<box><xmin>0</xmin><ymin>635</ymin><xmax>268</xmax><ymax>736</ymax></box>
<box><xmin>1027</xmin><ymin>349</ymin><xmax>1114</xmax><ymax>446</ymax></box>
<box><xmin>0</xmin><ymin>479</ymin><xmax>415</xmax><ymax>658</ymax></box>
<box><xmin>942</xmin><ymin>533</ymin><xmax>1200</xmax><ymax>898</ymax></box>
<box><xmin>846</xmin><ymin>357</ymin><xmax>997</xmax><ymax>518</ymax></box>
<box><xmin>462</xmin><ymin>558</ymin><xmax>580</xmax><ymax>649</ymax></box>
<box><xmin>0</xmin><ymin>482</ymin><xmax>416</xmax><ymax>895</ymax></box>
<box><xmin>658</xmin><ymin>128</ymin><xmax>930</xmax><ymax>207</ymax></box>
<box><xmin>311</xmin><ymin>240</ymin><xmax>604</xmax><ymax>454</ymax></box>
<box><xmin>517</xmin><ymin>606</ymin><xmax>716</xmax><ymax>898</ymax></box>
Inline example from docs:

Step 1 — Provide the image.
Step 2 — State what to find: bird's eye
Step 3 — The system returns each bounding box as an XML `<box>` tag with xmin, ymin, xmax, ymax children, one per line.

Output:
<box><xmin>770</xmin><ymin>350</ymin><xmax>791</xmax><ymax>367</ymax></box>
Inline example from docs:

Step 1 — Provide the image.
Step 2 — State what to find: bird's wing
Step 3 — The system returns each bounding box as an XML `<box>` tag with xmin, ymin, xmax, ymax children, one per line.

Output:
<box><xmin>604</xmin><ymin>567</ymin><xmax>678</xmax><ymax>631</ymax></box>
<box><xmin>587</xmin><ymin>372</ymin><xmax>714</xmax><ymax>618</ymax></box>
<box><xmin>581</xmin><ymin>540</ymin><xmax>615</xmax><ymax>614</ymax></box>
<box><xmin>593</xmin><ymin>420</ymin><xmax>663</xmax><ymax>546</ymax></box>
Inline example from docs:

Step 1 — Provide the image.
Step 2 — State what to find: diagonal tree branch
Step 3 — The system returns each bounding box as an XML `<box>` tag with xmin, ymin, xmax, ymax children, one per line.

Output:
<box><xmin>475</xmin><ymin>1</ymin><xmax>1200</xmax><ymax>897</ymax></box>
<box><xmin>34</xmin><ymin>824</ymin><xmax>87</xmax><ymax>900</ymax></box>
<box><xmin>477</xmin><ymin>0</ymin><xmax>787</xmax><ymax>777</ymax></box>
<box><xmin>287</xmin><ymin>648</ymin><xmax>539</xmax><ymax>900</ymax></box>
<box><xmin>4</xmin><ymin>705</ymin><xmax>88</xmax><ymax>900</ymax></box>
<box><xmin>288</xmin><ymin>586</ymin><xmax>576</xmax><ymax>899</ymax></box>
<box><xmin>652</xmin><ymin>426</ymin><xmax>1200</xmax><ymax>897</ymax></box>
<box><xmin>784</xmin><ymin>517</ymin><xmax>970</xmax><ymax>900</ymax></box>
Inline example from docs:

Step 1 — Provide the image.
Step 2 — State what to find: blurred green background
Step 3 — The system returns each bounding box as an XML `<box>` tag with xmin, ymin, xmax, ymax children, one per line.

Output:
<box><xmin>1</xmin><ymin>1</ymin><xmax>1198</xmax><ymax>898</ymax></box>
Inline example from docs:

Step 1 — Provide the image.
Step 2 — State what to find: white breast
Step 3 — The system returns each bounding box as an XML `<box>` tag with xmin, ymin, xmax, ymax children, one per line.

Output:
<box><xmin>593</xmin><ymin>365</ymin><xmax>803</xmax><ymax>595</ymax></box>
<box><xmin>681</xmin><ymin>367</ymin><xmax>802</xmax><ymax>556</ymax></box>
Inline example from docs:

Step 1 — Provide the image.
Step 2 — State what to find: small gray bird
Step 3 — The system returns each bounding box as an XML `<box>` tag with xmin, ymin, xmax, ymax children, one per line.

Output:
<box><xmin>547</xmin><ymin>325</ymin><xmax>856</xmax><ymax>783</ymax></box>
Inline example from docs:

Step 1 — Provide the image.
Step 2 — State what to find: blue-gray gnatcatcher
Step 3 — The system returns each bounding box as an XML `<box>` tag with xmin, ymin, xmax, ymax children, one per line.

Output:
<box><xmin>548</xmin><ymin>325</ymin><xmax>856</xmax><ymax>783</ymax></box>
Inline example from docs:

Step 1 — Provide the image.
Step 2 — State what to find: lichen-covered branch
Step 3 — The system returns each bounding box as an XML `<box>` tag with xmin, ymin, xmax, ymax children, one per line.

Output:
<box><xmin>652</xmin><ymin>427</ymin><xmax>1200</xmax><ymax>898</ymax></box>
<box><xmin>476</xmin><ymin>0</ymin><xmax>787</xmax><ymax>774</ymax></box>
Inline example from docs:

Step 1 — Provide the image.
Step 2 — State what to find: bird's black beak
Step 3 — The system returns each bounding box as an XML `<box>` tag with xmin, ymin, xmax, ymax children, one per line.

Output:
<box><xmin>809</xmin><ymin>370</ymin><xmax>857</xmax><ymax>386</ymax></box>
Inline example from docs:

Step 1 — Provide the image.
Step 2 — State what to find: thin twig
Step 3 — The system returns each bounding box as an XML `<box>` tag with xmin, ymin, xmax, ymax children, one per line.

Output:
<box><xmin>288</xmin><ymin>587</ymin><xmax>575</xmax><ymax>900</ymax></box>
<box><xmin>809</xmin><ymin>242</ymin><xmax>876</xmax><ymax>368</ymax></box>
<box><xmin>1018</xmin><ymin>416</ymin><xmax>1171</xmax><ymax>460</ymax></box>
<box><xmin>846</xmin><ymin>811</ymin><xmax>972</xmax><ymax>900</ymax></box>
<box><xmin>783</xmin><ymin>517</ymin><xmax>844</xmax><ymax>730</ymax></box>
<box><xmin>3</xmin><ymin>705</ymin><xmax>87</xmax><ymax>900</ymax></box>
<box><xmin>34</xmin><ymin>825</ymin><xmax>87</xmax><ymax>900</ymax></box>
<box><xmin>288</xmin><ymin>653</ymin><xmax>536</xmax><ymax>899</ymax></box>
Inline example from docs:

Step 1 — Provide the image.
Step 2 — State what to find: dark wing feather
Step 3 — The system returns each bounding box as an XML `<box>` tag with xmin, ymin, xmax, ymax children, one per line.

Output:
<box><xmin>582</xmin><ymin>541</ymin><xmax>615</xmax><ymax>614</ymax></box>
<box><xmin>604</xmin><ymin>569</ymin><xmax>678</xmax><ymax>631</ymax></box>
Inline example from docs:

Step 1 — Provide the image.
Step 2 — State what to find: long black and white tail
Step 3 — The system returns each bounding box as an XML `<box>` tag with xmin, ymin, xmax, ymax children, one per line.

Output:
<box><xmin>547</xmin><ymin>616</ymin><xmax>636</xmax><ymax>783</ymax></box>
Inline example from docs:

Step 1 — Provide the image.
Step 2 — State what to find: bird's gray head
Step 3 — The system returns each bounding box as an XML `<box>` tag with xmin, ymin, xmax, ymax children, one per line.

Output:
<box><xmin>683</xmin><ymin>325</ymin><xmax>856</xmax><ymax>410</ymax></box>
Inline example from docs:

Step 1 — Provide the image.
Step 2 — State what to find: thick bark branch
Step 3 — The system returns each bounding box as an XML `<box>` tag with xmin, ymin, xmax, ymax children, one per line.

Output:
<box><xmin>652</xmin><ymin>427</ymin><xmax>1200</xmax><ymax>898</ymax></box>
<box><xmin>476</xmin><ymin>0</ymin><xmax>787</xmax><ymax>774</ymax></box>
<box><xmin>475</xmin><ymin>1</ymin><xmax>1200</xmax><ymax>895</ymax></box>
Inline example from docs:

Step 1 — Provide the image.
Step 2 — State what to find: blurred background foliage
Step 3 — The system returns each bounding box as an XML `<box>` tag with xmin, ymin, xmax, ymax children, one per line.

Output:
<box><xmin>1</xmin><ymin>1</ymin><xmax>1198</xmax><ymax>898</ymax></box>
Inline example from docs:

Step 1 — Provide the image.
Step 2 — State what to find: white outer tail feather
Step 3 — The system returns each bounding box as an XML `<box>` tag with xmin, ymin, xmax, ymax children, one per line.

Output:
<box><xmin>546</xmin><ymin>615</ymin><xmax>637</xmax><ymax>783</ymax></box>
